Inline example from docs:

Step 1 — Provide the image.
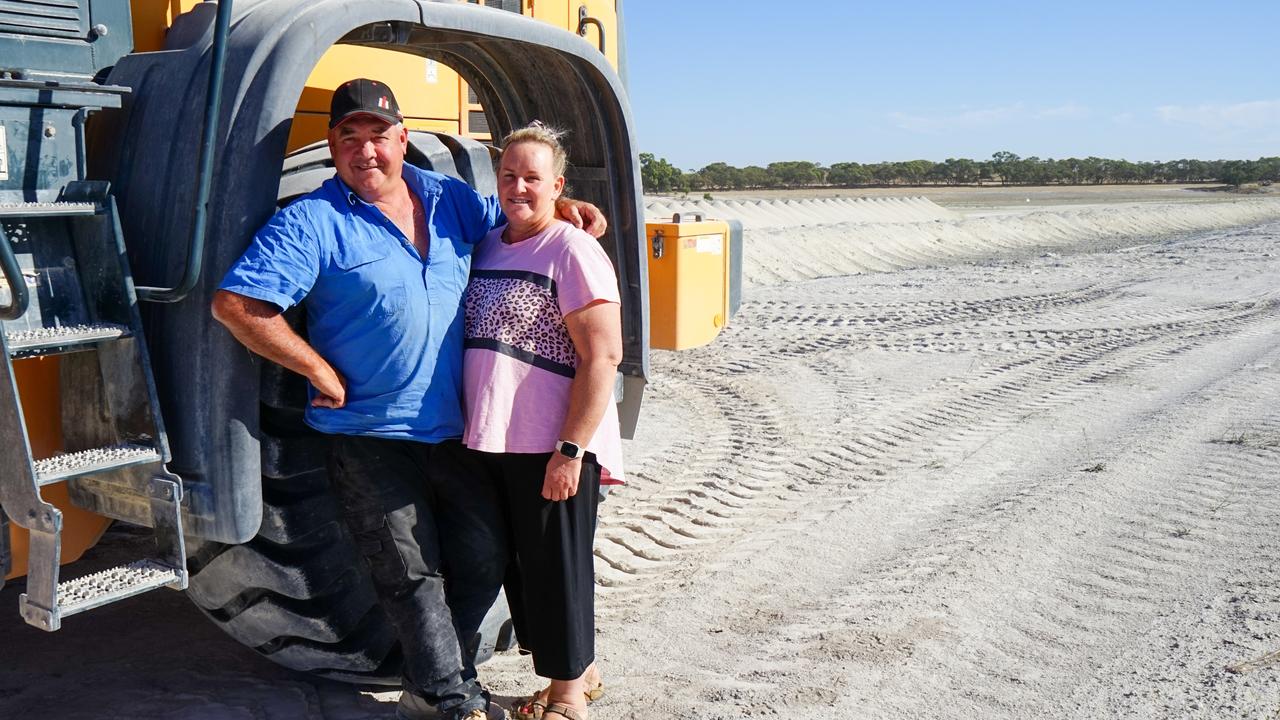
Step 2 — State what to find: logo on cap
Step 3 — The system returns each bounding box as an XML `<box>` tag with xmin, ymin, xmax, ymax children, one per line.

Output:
<box><xmin>329</xmin><ymin>78</ymin><xmax>403</xmax><ymax>129</ymax></box>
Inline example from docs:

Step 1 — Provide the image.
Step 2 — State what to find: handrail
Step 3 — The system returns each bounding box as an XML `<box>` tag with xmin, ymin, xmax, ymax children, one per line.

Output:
<box><xmin>136</xmin><ymin>0</ymin><xmax>234</xmax><ymax>303</ymax></box>
<box><xmin>0</xmin><ymin>227</ymin><xmax>29</xmax><ymax>320</ymax></box>
<box><xmin>577</xmin><ymin>5</ymin><xmax>605</xmax><ymax>55</ymax></box>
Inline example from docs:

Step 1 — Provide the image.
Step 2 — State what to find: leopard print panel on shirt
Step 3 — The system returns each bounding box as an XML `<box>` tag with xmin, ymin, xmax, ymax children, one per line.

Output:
<box><xmin>464</xmin><ymin>269</ymin><xmax>577</xmax><ymax>378</ymax></box>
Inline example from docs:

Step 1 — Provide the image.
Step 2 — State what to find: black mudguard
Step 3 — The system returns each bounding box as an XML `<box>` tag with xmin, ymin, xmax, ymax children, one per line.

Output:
<box><xmin>89</xmin><ymin>0</ymin><xmax>648</xmax><ymax>543</ymax></box>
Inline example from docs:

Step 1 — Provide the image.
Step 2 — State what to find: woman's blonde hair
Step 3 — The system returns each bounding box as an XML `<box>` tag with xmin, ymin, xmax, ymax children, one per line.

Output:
<box><xmin>500</xmin><ymin>120</ymin><xmax>568</xmax><ymax>177</ymax></box>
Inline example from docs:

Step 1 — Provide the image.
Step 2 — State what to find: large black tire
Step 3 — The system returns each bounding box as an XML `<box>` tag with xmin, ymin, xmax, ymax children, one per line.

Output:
<box><xmin>1</xmin><ymin>508</ymin><xmax>9</xmax><ymax>591</ymax></box>
<box><xmin>185</xmin><ymin>133</ymin><xmax>506</xmax><ymax>683</ymax></box>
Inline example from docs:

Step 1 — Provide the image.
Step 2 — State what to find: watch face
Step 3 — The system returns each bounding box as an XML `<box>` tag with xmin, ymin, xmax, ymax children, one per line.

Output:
<box><xmin>558</xmin><ymin>441</ymin><xmax>581</xmax><ymax>458</ymax></box>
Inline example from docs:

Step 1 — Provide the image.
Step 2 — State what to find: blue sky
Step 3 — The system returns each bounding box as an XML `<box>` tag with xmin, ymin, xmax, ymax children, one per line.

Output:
<box><xmin>622</xmin><ymin>1</ymin><xmax>1279</xmax><ymax>170</ymax></box>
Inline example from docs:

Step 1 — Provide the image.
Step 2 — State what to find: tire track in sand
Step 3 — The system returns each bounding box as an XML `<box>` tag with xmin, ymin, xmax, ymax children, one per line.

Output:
<box><xmin>721</xmin><ymin>313</ymin><xmax>1280</xmax><ymax>718</ymax></box>
<box><xmin>598</xmin><ymin>267</ymin><xmax>1280</xmax><ymax>620</ymax></box>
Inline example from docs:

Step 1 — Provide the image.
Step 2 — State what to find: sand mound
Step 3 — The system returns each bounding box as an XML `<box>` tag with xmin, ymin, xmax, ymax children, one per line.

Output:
<box><xmin>648</xmin><ymin>196</ymin><xmax>1280</xmax><ymax>287</ymax></box>
<box><xmin>646</xmin><ymin>195</ymin><xmax>957</xmax><ymax>229</ymax></box>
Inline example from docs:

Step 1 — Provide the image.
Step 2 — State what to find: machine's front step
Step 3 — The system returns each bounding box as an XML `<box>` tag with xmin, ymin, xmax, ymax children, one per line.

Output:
<box><xmin>20</xmin><ymin>559</ymin><xmax>181</xmax><ymax>627</ymax></box>
<box><xmin>34</xmin><ymin>443</ymin><xmax>160</xmax><ymax>485</ymax></box>
<box><xmin>5</xmin><ymin>322</ymin><xmax>130</xmax><ymax>358</ymax></box>
<box><xmin>0</xmin><ymin>202</ymin><xmax>97</xmax><ymax>218</ymax></box>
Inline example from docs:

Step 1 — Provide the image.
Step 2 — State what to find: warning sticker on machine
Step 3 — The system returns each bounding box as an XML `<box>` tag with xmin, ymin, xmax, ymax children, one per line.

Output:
<box><xmin>0</xmin><ymin>125</ymin><xmax>7</xmax><ymax>181</ymax></box>
<box><xmin>694</xmin><ymin>234</ymin><xmax>723</xmax><ymax>254</ymax></box>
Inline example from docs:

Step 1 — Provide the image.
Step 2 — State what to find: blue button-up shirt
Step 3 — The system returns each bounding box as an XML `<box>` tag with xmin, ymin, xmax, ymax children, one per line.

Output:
<box><xmin>219</xmin><ymin>164</ymin><xmax>502</xmax><ymax>442</ymax></box>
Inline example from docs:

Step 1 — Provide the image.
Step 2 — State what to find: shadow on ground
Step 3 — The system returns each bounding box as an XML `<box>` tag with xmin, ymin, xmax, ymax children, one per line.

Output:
<box><xmin>0</xmin><ymin>524</ymin><xmax>394</xmax><ymax>719</ymax></box>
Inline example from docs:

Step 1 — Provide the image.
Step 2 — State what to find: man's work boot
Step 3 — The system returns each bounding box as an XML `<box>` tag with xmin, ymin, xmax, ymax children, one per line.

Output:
<box><xmin>397</xmin><ymin>691</ymin><xmax>505</xmax><ymax>720</ymax></box>
<box><xmin>396</xmin><ymin>689</ymin><xmax>442</xmax><ymax>720</ymax></box>
<box><xmin>458</xmin><ymin>709</ymin><xmax>506</xmax><ymax>720</ymax></box>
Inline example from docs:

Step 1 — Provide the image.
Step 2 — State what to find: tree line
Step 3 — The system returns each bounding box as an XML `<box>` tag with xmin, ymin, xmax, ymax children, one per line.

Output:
<box><xmin>640</xmin><ymin>152</ymin><xmax>1280</xmax><ymax>193</ymax></box>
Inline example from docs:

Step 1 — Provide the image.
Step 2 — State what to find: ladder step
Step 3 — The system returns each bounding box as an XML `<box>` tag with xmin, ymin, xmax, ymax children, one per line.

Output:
<box><xmin>6</xmin><ymin>322</ymin><xmax>131</xmax><ymax>358</ymax></box>
<box><xmin>0</xmin><ymin>202</ymin><xmax>97</xmax><ymax>218</ymax></box>
<box><xmin>56</xmin><ymin>559</ymin><xmax>180</xmax><ymax>617</ymax></box>
<box><xmin>34</xmin><ymin>443</ymin><xmax>161</xmax><ymax>485</ymax></box>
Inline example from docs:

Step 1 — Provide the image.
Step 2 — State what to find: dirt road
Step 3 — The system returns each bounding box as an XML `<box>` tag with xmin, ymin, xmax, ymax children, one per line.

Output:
<box><xmin>3</xmin><ymin>219</ymin><xmax>1279</xmax><ymax>718</ymax></box>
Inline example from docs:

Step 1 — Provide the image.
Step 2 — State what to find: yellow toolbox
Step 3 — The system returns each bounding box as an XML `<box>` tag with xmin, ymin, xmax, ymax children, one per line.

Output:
<box><xmin>646</xmin><ymin>213</ymin><xmax>734</xmax><ymax>350</ymax></box>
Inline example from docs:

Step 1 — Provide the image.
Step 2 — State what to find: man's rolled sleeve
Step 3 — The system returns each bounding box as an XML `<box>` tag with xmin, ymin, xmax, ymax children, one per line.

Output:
<box><xmin>444</xmin><ymin>176</ymin><xmax>503</xmax><ymax>244</ymax></box>
<box><xmin>218</xmin><ymin>207</ymin><xmax>322</xmax><ymax>311</ymax></box>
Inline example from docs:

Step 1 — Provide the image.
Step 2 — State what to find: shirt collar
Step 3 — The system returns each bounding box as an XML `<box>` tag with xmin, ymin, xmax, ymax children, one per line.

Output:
<box><xmin>333</xmin><ymin>175</ymin><xmax>363</xmax><ymax>207</ymax></box>
<box><xmin>332</xmin><ymin>164</ymin><xmax>443</xmax><ymax>207</ymax></box>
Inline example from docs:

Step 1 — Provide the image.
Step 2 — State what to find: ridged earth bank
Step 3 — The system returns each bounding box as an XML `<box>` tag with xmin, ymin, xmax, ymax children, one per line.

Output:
<box><xmin>647</xmin><ymin>195</ymin><xmax>1280</xmax><ymax>286</ymax></box>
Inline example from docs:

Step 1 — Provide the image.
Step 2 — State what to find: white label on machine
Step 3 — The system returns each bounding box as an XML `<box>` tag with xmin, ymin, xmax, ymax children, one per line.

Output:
<box><xmin>694</xmin><ymin>234</ymin><xmax>723</xmax><ymax>254</ymax></box>
<box><xmin>0</xmin><ymin>125</ymin><xmax>7</xmax><ymax>181</ymax></box>
<box><xmin>425</xmin><ymin>60</ymin><xmax>439</xmax><ymax>84</ymax></box>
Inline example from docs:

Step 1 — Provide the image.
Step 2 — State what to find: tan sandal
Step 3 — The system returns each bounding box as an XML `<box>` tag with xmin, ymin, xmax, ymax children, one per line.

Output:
<box><xmin>543</xmin><ymin>703</ymin><xmax>586</xmax><ymax>720</ymax></box>
<box><xmin>510</xmin><ymin>680</ymin><xmax>604</xmax><ymax>720</ymax></box>
<box><xmin>510</xmin><ymin>696</ymin><xmax>548</xmax><ymax>720</ymax></box>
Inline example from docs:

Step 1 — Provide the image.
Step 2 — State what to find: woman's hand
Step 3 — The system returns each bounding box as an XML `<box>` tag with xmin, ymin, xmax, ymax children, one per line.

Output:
<box><xmin>543</xmin><ymin>453</ymin><xmax>583</xmax><ymax>501</ymax></box>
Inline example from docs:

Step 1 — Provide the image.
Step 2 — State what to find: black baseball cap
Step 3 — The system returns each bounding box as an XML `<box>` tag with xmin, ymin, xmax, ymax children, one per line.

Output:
<box><xmin>329</xmin><ymin>78</ymin><xmax>403</xmax><ymax>129</ymax></box>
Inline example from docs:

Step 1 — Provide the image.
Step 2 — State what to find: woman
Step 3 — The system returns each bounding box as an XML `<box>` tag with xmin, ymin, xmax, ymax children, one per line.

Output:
<box><xmin>461</xmin><ymin>122</ymin><xmax>623</xmax><ymax>720</ymax></box>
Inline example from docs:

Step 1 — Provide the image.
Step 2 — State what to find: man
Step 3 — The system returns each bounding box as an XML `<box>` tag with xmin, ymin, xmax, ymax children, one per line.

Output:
<box><xmin>212</xmin><ymin>78</ymin><xmax>606</xmax><ymax>720</ymax></box>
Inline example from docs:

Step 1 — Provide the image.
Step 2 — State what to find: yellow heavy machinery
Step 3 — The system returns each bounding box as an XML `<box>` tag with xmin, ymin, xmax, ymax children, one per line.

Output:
<box><xmin>0</xmin><ymin>0</ymin><xmax>734</xmax><ymax>682</ymax></box>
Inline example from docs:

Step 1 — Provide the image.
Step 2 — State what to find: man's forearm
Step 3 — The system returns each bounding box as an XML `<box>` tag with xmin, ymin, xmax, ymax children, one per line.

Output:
<box><xmin>212</xmin><ymin>291</ymin><xmax>330</xmax><ymax>380</ymax></box>
<box><xmin>554</xmin><ymin>196</ymin><xmax>608</xmax><ymax>238</ymax></box>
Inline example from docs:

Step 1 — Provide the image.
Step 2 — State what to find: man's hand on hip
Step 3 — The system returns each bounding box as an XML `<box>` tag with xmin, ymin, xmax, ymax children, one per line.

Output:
<box><xmin>309</xmin><ymin>364</ymin><xmax>347</xmax><ymax>409</ymax></box>
<box><xmin>212</xmin><ymin>290</ymin><xmax>348</xmax><ymax>409</ymax></box>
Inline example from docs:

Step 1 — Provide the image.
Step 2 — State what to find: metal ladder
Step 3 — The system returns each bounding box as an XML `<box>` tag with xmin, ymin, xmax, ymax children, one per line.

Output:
<box><xmin>0</xmin><ymin>181</ymin><xmax>186</xmax><ymax>631</ymax></box>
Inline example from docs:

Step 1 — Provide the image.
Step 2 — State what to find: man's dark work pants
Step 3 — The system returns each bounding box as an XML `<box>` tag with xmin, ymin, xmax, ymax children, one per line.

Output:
<box><xmin>327</xmin><ymin>436</ymin><xmax>506</xmax><ymax>717</ymax></box>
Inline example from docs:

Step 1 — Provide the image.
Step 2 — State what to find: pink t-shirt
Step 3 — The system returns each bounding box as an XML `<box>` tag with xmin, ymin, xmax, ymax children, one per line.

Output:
<box><xmin>462</xmin><ymin>220</ymin><xmax>625</xmax><ymax>483</ymax></box>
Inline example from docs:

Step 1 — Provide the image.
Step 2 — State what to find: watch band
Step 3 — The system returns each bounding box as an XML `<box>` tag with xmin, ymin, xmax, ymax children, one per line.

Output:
<box><xmin>555</xmin><ymin>440</ymin><xmax>585</xmax><ymax>459</ymax></box>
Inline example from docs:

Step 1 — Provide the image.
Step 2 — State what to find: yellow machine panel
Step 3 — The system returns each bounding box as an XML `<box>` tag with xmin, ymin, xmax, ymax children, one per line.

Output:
<box><xmin>528</xmin><ymin>0</ymin><xmax>571</xmax><ymax>30</ymax></box>
<box><xmin>290</xmin><ymin>47</ymin><xmax>473</xmax><ymax>151</ymax></box>
<box><xmin>564</xmin><ymin>0</ymin><xmax>619</xmax><ymax>69</ymax></box>
<box><xmin>129</xmin><ymin>1</ymin><xmax>620</xmax><ymax>152</ymax></box>
<box><xmin>516</xmin><ymin>0</ymin><xmax>620</xmax><ymax>69</ymax></box>
<box><xmin>646</xmin><ymin>216</ymin><xmax>732</xmax><ymax>350</ymax></box>
<box><xmin>129</xmin><ymin>0</ymin><xmax>201</xmax><ymax>52</ymax></box>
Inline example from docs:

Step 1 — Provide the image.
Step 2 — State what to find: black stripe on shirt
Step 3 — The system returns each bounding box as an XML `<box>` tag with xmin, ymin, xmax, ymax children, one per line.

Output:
<box><xmin>470</xmin><ymin>268</ymin><xmax>557</xmax><ymax>296</ymax></box>
<box><xmin>465</xmin><ymin>337</ymin><xmax>577</xmax><ymax>378</ymax></box>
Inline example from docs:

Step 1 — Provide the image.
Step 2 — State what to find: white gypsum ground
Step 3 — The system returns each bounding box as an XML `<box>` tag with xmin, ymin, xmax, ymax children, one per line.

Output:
<box><xmin>481</xmin><ymin>209</ymin><xmax>1280</xmax><ymax>719</ymax></box>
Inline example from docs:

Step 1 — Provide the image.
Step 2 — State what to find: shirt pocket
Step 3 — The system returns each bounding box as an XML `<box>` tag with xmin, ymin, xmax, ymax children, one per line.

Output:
<box><xmin>332</xmin><ymin>241</ymin><xmax>407</xmax><ymax>314</ymax></box>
